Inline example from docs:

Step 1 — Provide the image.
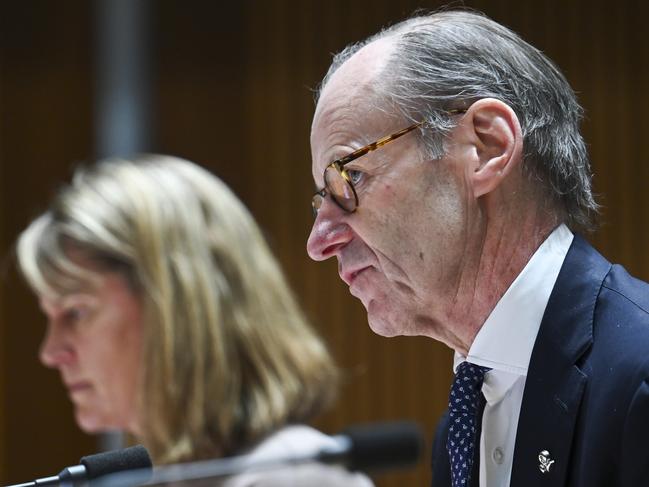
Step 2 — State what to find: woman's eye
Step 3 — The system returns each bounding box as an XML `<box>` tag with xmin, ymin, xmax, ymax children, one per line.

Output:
<box><xmin>346</xmin><ymin>169</ymin><xmax>364</xmax><ymax>186</ymax></box>
<box><xmin>63</xmin><ymin>307</ymin><xmax>86</xmax><ymax>323</ymax></box>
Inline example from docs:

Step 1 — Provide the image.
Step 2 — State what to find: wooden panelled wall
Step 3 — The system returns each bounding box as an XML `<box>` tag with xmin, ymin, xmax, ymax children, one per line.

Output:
<box><xmin>1</xmin><ymin>1</ymin><xmax>648</xmax><ymax>485</ymax></box>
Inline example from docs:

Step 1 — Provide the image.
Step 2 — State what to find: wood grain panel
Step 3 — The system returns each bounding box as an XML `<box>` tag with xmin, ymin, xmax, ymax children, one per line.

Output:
<box><xmin>0</xmin><ymin>1</ymin><xmax>97</xmax><ymax>482</ymax></box>
<box><xmin>0</xmin><ymin>11</ymin><xmax>5</xmax><ymax>479</ymax></box>
<box><xmin>1</xmin><ymin>1</ymin><xmax>648</xmax><ymax>486</ymax></box>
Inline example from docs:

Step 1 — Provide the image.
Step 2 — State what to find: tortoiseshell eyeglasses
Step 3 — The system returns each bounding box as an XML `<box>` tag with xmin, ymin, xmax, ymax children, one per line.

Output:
<box><xmin>312</xmin><ymin>110</ymin><xmax>465</xmax><ymax>216</ymax></box>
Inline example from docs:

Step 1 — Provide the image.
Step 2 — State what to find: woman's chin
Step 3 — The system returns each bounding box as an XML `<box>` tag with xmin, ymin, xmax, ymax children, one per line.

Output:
<box><xmin>75</xmin><ymin>408</ymin><xmax>120</xmax><ymax>433</ymax></box>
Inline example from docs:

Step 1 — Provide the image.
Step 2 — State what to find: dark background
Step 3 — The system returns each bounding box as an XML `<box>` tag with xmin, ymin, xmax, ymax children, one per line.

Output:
<box><xmin>1</xmin><ymin>1</ymin><xmax>648</xmax><ymax>486</ymax></box>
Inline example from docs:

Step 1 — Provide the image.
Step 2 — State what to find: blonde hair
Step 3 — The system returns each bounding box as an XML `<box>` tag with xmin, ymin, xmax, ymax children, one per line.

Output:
<box><xmin>17</xmin><ymin>155</ymin><xmax>338</xmax><ymax>463</ymax></box>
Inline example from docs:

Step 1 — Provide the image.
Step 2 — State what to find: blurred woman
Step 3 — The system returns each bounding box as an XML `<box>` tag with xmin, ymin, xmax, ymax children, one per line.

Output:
<box><xmin>16</xmin><ymin>155</ymin><xmax>371</xmax><ymax>485</ymax></box>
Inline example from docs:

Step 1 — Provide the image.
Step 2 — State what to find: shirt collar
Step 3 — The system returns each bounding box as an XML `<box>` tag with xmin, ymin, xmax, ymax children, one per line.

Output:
<box><xmin>453</xmin><ymin>224</ymin><xmax>574</xmax><ymax>398</ymax></box>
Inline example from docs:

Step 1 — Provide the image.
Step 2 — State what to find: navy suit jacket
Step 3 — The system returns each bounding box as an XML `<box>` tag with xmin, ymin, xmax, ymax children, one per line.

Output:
<box><xmin>432</xmin><ymin>236</ymin><xmax>649</xmax><ymax>486</ymax></box>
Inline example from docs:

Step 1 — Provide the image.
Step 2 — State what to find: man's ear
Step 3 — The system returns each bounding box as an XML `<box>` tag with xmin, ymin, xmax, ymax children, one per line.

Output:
<box><xmin>463</xmin><ymin>98</ymin><xmax>523</xmax><ymax>197</ymax></box>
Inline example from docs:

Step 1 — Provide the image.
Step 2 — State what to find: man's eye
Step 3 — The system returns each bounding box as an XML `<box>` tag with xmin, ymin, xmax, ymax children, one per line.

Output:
<box><xmin>346</xmin><ymin>169</ymin><xmax>364</xmax><ymax>185</ymax></box>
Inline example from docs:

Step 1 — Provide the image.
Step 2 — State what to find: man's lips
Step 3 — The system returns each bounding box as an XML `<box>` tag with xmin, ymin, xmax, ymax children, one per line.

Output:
<box><xmin>340</xmin><ymin>266</ymin><xmax>371</xmax><ymax>286</ymax></box>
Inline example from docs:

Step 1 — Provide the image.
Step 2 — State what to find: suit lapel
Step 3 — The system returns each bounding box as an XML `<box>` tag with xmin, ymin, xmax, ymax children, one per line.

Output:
<box><xmin>510</xmin><ymin>236</ymin><xmax>610</xmax><ymax>486</ymax></box>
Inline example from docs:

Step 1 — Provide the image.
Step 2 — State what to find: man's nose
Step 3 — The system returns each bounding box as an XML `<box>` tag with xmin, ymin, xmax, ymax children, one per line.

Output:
<box><xmin>307</xmin><ymin>197</ymin><xmax>353</xmax><ymax>261</ymax></box>
<box><xmin>39</xmin><ymin>323</ymin><xmax>75</xmax><ymax>368</ymax></box>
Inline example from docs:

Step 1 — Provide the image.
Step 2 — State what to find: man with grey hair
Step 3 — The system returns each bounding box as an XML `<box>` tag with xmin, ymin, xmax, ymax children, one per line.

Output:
<box><xmin>307</xmin><ymin>9</ymin><xmax>649</xmax><ymax>487</ymax></box>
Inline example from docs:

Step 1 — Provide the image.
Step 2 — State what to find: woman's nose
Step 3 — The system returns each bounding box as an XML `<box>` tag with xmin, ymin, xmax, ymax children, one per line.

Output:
<box><xmin>39</xmin><ymin>323</ymin><xmax>75</xmax><ymax>368</ymax></box>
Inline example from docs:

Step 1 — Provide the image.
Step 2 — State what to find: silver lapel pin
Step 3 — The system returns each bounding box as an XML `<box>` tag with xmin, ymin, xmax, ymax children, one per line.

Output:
<box><xmin>538</xmin><ymin>450</ymin><xmax>555</xmax><ymax>473</ymax></box>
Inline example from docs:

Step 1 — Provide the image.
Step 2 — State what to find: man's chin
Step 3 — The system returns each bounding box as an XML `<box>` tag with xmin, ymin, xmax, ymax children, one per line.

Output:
<box><xmin>368</xmin><ymin>322</ymin><xmax>401</xmax><ymax>337</ymax></box>
<box><xmin>366</xmin><ymin>302</ymin><xmax>401</xmax><ymax>337</ymax></box>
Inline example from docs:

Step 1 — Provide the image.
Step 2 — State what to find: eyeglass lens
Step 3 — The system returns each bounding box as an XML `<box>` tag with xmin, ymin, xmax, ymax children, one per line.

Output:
<box><xmin>324</xmin><ymin>166</ymin><xmax>357</xmax><ymax>212</ymax></box>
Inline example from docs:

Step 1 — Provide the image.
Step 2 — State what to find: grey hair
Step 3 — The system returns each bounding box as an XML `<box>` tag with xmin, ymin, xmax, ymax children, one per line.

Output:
<box><xmin>317</xmin><ymin>9</ymin><xmax>598</xmax><ymax>231</ymax></box>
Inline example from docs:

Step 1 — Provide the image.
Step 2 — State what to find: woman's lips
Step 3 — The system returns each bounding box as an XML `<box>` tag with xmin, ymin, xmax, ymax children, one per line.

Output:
<box><xmin>66</xmin><ymin>381</ymin><xmax>92</xmax><ymax>395</ymax></box>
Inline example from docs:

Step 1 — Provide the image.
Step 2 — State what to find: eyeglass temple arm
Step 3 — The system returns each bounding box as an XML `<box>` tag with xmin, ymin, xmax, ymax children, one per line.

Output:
<box><xmin>335</xmin><ymin>109</ymin><xmax>465</xmax><ymax>168</ymax></box>
<box><xmin>335</xmin><ymin>121</ymin><xmax>425</xmax><ymax>168</ymax></box>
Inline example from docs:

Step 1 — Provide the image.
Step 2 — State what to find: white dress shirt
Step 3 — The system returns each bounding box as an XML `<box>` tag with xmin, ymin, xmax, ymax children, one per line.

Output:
<box><xmin>452</xmin><ymin>224</ymin><xmax>574</xmax><ymax>486</ymax></box>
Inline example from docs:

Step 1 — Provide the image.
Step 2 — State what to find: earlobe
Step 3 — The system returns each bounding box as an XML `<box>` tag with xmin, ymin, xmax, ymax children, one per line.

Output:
<box><xmin>466</xmin><ymin>99</ymin><xmax>523</xmax><ymax>198</ymax></box>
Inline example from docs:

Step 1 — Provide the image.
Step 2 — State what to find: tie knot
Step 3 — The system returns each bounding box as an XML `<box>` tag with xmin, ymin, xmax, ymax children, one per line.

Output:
<box><xmin>448</xmin><ymin>362</ymin><xmax>491</xmax><ymax>413</ymax></box>
<box><xmin>456</xmin><ymin>361</ymin><xmax>490</xmax><ymax>384</ymax></box>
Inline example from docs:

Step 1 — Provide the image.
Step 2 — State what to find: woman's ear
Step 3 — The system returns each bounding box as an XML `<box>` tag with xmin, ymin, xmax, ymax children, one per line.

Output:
<box><xmin>463</xmin><ymin>98</ymin><xmax>523</xmax><ymax>197</ymax></box>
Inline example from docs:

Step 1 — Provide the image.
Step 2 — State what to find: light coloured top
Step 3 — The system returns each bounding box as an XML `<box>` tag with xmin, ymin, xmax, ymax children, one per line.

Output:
<box><xmin>224</xmin><ymin>425</ymin><xmax>375</xmax><ymax>487</ymax></box>
<box><xmin>453</xmin><ymin>223</ymin><xmax>574</xmax><ymax>486</ymax></box>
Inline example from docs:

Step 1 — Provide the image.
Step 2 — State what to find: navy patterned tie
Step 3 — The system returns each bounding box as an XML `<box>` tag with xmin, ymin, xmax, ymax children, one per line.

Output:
<box><xmin>447</xmin><ymin>361</ymin><xmax>490</xmax><ymax>487</ymax></box>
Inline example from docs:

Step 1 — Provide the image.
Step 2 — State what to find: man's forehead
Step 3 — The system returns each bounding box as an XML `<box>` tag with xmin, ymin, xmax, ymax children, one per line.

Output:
<box><xmin>314</xmin><ymin>38</ymin><xmax>394</xmax><ymax>127</ymax></box>
<box><xmin>310</xmin><ymin>38</ymin><xmax>396</xmax><ymax>176</ymax></box>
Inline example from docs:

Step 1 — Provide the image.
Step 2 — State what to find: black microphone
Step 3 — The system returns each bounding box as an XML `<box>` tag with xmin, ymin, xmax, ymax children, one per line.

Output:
<box><xmin>7</xmin><ymin>445</ymin><xmax>152</xmax><ymax>487</ymax></box>
<box><xmin>317</xmin><ymin>421</ymin><xmax>423</xmax><ymax>471</ymax></box>
<box><xmin>97</xmin><ymin>421</ymin><xmax>423</xmax><ymax>486</ymax></box>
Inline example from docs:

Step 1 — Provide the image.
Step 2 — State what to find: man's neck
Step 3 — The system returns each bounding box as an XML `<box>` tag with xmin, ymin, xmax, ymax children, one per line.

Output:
<box><xmin>442</xmin><ymin>214</ymin><xmax>560</xmax><ymax>355</ymax></box>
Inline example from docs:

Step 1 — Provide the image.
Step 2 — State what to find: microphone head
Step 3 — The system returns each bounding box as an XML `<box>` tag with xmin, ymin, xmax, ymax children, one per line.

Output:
<box><xmin>342</xmin><ymin>421</ymin><xmax>424</xmax><ymax>472</ymax></box>
<box><xmin>81</xmin><ymin>445</ymin><xmax>152</xmax><ymax>480</ymax></box>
